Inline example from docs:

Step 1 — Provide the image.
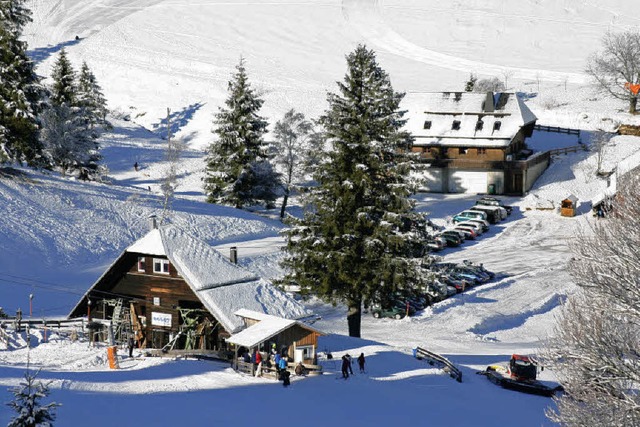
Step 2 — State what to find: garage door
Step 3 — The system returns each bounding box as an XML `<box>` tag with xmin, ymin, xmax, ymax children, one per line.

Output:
<box><xmin>449</xmin><ymin>170</ymin><xmax>488</xmax><ymax>194</ymax></box>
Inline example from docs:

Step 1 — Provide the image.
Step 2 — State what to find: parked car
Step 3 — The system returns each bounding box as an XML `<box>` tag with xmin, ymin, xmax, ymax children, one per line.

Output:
<box><xmin>456</xmin><ymin>221</ymin><xmax>484</xmax><ymax>235</ymax></box>
<box><xmin>477</xmin><ymin>197</ymin><xmax>514</xmax><ymax>215</ymax></box>
<box><xmin>437</xmin><ymin>231</ymin><xmax>462</xmax><ymax>247</ymax></box>
<box><xmin>462</xmin><ymin>260</ymin><xmax>496</xmax><ymax>280</ymax></box>
<box><xmin>463</xmin><ymin>218</ymin><xmax>490</xmax><ymax>232</ymax></box>
<box><xmin>452</xmin><ymin>225</ymin><xmax>477</xmax><ymax>239</ymax></box>
<box><xmin>467</xmin><ymin>206</ymin><xmax>500</xmax><ymax>223</ymax></box>
<box><xmin>453</xmin><ymin>210</ymin><xmax>488</xmax><ymax>223</ymax></box>
<box><xmin>371</xmin><ymin>304</ymin><xmax>407</xmax><ymax>319</ymax></box>
<box><xmin>426</xmin><ymin>237</ymin><xmax>444</xmax><ymax>252</ymax></box>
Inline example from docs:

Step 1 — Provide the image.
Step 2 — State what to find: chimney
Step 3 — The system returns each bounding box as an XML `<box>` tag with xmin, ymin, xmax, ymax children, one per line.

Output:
<box><xmin>148</xmin><ymin>214</ymin><xmax>158</xmax><ymax>230</ymax></box>
<box><xmin>484</xmin><ymin>92</ymin><xmax>495</xmax><ymax>113</ymax></box>
<box><xmin>230</xmin><ymin>246</ymin><xmax>238</xmax><ymax>264</ymax></box>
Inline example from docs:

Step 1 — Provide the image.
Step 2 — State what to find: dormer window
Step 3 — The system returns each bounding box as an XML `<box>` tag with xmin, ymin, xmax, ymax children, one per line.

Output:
<box><xmin>423</xmin><ymin>120</ymin><xmax>432</xmax><ymax>130</ymax></box>
<box><xmin>452</xmin><ymin>120</ymin><xmax>461</xmax><ymax>130</ymax></box>
<box><xmin>476</xmin><ymin>120</ymin><xmax>484</xmax><ymax>131</ymax></box>
<box><xmin>137</xmin><ymin>257</ymin><xmax>146</xmax><ymax>273</ymax></box>
<box><xmin>493</xmin><ymin>121</ymin><xmax>502</xmax><ymax>131</ymax></box>
<box><xmin>454</xmin><ymin>92</ymin><xmax>462</xmax><ymax>101</ymax></box>
<box><xmin>153</xmin><ymin>258</ymin><xmax>170</xmax><ymax>275</ymax></box>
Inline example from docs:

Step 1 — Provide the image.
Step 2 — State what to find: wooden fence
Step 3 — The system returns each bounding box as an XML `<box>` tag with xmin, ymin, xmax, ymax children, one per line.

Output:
<box><xmin>618</xmin><ymin>124</ymin><xmax>640</xmax><ymax>136</ymax></box>
<box><xmin>548</xmin><ymin>145</ymin><xmax>589</xmax><ymax>156</ymax></box>
<box><xmin>415</xmin><ymin>346</ymin><xmax>462</xmax><ymax>382</ymax></box>
<box><xmin>534</xmin><ymin>124</ymin><xmax>580</xmax><ymax>135</ymax></box>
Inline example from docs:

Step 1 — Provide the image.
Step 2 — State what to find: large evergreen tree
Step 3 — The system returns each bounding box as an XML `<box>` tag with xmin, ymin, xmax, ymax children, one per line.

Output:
<box><xmin>42</xmin><ymin>50</ymin><xmax>102</xmax><ymax>179</ymax></box>
<box><xmin>76</xmin><ymin>61</ymin><xmax>109</xmax><ymax>136</ymax></box>
<box><xmin>281</xmin><ymin>45</ymin><xmax>429</xmax><ymax>338</ymax></box>
<box><xmin>0</xmin><ymin>0</ymin><xmax>45</xmax><ymax>166</ymax></box>
<box><xmin>204</xmin><ymin>58</ymin><xmax>279</xmax><ymax>208</ymax></box>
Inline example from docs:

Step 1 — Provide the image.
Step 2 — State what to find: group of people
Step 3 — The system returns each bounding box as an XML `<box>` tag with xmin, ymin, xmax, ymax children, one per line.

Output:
<box><xmin>341</xmin><ymin>352</ymin><xmax>366</xmax><ymax>379</ymax></box>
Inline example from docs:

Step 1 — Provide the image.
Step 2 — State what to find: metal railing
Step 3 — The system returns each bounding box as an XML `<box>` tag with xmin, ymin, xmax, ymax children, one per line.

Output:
<box><xmin>415</xmin><ymin>346</ymin><xmax>462</xmax><ymax>383</ymax></box>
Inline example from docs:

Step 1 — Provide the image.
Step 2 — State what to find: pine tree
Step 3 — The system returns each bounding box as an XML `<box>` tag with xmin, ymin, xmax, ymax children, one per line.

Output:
<box><xmin>272</xmin><ymin>109</ymin><xmax>314</xmax><ymax>218</ymax></box>
<box><xmin>42</xmin><ymin>50</ymin><xmax>100</xmax><ymax>178</ymax></box>
<box><xmin>281</xmin><ymin>45</ymin><xmax>429</xmax><ymax>338</ymax></box>
<box><xmin>204</xmin><ymin>58</ymin><xmax>279</xmax><ymax>208</ymax></box>
<box><xmin>7</xmin><ymin>368</ymin><xmax>60</xmax><ymax>427</ymax></box>
<box><xmin>76</xmin><ymin>61</ymin><xmax>109</xmax><ymax>136</ymax></box>
<box><xmin>0</xmin><ymin>1</ymin><xmax>46</xmax><ymax>167</ymax></box>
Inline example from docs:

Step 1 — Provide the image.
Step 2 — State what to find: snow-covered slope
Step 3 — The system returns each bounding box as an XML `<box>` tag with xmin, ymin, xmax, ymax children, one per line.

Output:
<box><xmin>1</xmin><ymin>1</ymin><xmax>640</xmax><ymax>426</ymax></box>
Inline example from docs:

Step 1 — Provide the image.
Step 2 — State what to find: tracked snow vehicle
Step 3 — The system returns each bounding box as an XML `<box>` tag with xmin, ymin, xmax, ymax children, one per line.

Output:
<box><xmin>479</xmin><ymin>354</ymin><xmax>562</xmax><ymax>397</ymax></box>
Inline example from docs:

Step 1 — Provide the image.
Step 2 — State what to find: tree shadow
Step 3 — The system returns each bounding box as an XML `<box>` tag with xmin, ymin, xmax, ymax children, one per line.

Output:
<box><xmin>151</xmin><ymin>103</ymin><xmax>205</xmax><ymax>140</ymax></box>
<box><xmin>27</xmin><ymin>38</ymin><xmax>83</xmax><ymax>64</ymax></box>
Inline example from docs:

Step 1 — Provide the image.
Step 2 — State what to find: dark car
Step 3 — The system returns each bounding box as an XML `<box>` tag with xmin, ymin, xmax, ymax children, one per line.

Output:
<box><xmin>477</xmin><ymin>197</ymin><xmax>514</xmax><ymax>215</ymax></box>
<box><xmin>371</xmin><ymin>304</ymin><xmax>407</xmax><ymax>319</ymax></box>
<box><xmin>438</xmin><ymin>231</ymin><xmax>462</xmax><ymax>247</ymax></box>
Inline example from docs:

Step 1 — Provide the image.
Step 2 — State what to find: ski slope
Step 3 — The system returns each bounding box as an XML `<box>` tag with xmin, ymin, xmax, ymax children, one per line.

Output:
<box><xmin>1</xmin><ymin>1</ymin><xmax>639</xmax><ymax>426</ymax></box>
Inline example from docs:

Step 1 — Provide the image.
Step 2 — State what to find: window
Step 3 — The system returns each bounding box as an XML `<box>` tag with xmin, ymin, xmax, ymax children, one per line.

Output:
<box><xmin>478</xmin><ymin>148</ymin><xmax>487</xmax><ymax>155</ymax></box>
<box><xmin>423</xmin><ymin>120</ymin><xmax>432</xmax><ymax>130</ymax></box>
<box><xmin>153</xmin><ymin>258</ymin><xmax>170</xmax><ymax>275</ymax></box>
<box><xmin>459</xmin><ymin>147</ymin><xmax>468</xmax><ymax>155</ymax></box>
<box><xmin>493</xmin><ymin>121</ymin><xmax>502</xmax><ymax>131</ymax></box>
<box><xmin>451</xmin><ymin>120</ymin><xmax>461</xmax><ymax>130</ymax></box>
<box><xmin>454</xmin><ymin>92</ymin><xmax>462</xmax><ymax>101</ymax></box>
<box><xmin>475</xmin><ymin>120</ymin><xmax>484</xmax><ymax>131</ymax></box>
<box><xmin>137</xmin><ymin>257</ymin><xmax>146</xmax><ymax>273</ymax></box>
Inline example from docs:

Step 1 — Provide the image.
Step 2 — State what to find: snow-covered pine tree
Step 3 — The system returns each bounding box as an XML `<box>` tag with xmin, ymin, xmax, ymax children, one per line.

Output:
<box><xmin>42</xmin><ymin>49</ymin><xmax>97</xmax><ymax>178</ymax></box>
<box><xmin>204</xmin><ymin>58</ymin><xmax>279</xmax><ymax>208</ymax></box>
<box><xmin>76</xmin><ymin>61</ymin><xmax>109</xmax><ymax>136</ymax></box>
<box><xmin>74</xmin><ymin>61</ymin><xmax>108</xmax><ymax>180</ymax></box>
<box><xmin>280</xmin><ymin>45</ymin><xmax>429</xmax><ymax>338</ymax></box>
<box><xmin>0</xmin><ymin>1</ymin><xmax>46</xmax><ymax>167</ymax></box>
<box><xmin>7</xmin><ymin>368</ymin><xmax>60</xmax><ymax>427</ymax></box>
<box><xmin>272</xmin><ymin>109</ymin><xmax>314</xmax><ymax>218</ymax></box>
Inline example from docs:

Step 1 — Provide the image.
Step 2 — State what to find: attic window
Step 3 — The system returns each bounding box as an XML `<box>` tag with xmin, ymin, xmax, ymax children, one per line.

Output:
<box><xmin>475</xmin><ymin>120</ymin><xmax>484</xmax><ymax>131</ymax></box>
<box><xmin>423</xmin><ymin>120</ymin><xmax>432</xmax><ymax>130</ymax></box>
<box><xmin>493</xmin><ymin>121</ymin><xmax>502</xmax><ymax>131</ymax></box>
<box><xmin>454</xmin><ymin>92</ymin><xmax>462</xmax><ymax>101</ymax></box>
<box><xmin>137</xmin><ymin>257</ymin><xmax>146</xmax><ymax>273</ymax></box>
<box><xmin>153</xmin><ymin>258</ymin><xmax>170</xmax><ymax>275</ymax></box>
<box><xmin>451</xmin><ymin>120</ymin><xmax>461</xmax><ymax>131</ymax></box>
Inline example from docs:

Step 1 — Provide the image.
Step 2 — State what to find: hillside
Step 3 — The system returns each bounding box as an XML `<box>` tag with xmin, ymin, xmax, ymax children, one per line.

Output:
<box><xmin>1</xmin><ymin>1</ymin><xmax>640</xmax><ymax>426</ymax></box>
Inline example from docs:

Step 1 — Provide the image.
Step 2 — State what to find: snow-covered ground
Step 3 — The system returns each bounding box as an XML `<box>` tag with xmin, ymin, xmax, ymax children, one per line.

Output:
<box><xmin>2</xmin><ymin>0</ymin><xmax>640</xmax><ymax>426</ymax></box>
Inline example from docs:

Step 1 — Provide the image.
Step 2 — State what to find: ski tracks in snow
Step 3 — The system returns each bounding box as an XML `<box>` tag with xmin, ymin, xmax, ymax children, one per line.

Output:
<box><xmin>341</xmin><ymin>0</ymin><xmax>589</xmax><ymax>84</ymax></box>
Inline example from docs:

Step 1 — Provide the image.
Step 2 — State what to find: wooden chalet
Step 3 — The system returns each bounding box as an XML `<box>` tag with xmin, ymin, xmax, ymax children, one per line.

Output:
<box><xmin>403</xmin><ymin>91</ymin><xmax>546</xmax><ymax>195</ymax></box>
<box><xmin>68</xmin><ymin>220</ymin><xmax>310</xmax><ymax>354</ymax></box>
<box><xmin>227</xmin><ymin>309</ymin><xmax>324</xmax><ymax>375</ymax></box>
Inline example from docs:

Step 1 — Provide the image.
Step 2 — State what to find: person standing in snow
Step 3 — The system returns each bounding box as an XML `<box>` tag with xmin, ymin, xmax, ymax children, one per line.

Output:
<box><xmin>278</xmin><ymin>355</ymin><xmax>288</xmax><ymax>381</ymax></box>
<box><xmin>341</xmin><ymin>355</ymin><xmax>350</xmax><ymax>379</ymax></box>
<box><xmin>127</xmin><ymin>336</ymin><xmax>135</xmax><ymax>358</ymax></box>
<box><xmin>346</xmin><ymin>354</ymin><xmax>354</xmax><ymax>375</ymax></box>
<box><xmin>357</xmin><ymin>353</ymin><xmax>365</xmax><ymax>373</ymax></box>
<box><xmin>255</xmin><ymin>350</ymin><xmax>262</xmax><ymax>377</ymax></box>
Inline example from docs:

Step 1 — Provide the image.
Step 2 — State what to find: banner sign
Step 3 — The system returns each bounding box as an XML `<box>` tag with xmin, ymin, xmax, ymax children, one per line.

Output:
<box><xmin>151</xmin><ymin>312</ymin><xmax>172</xmax><ymax>327</ymax></box>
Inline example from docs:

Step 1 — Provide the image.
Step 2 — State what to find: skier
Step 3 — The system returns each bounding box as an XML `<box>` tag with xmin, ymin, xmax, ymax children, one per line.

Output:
<box><xmin>134</xmin><ymin>162</ymin><xmax>139</xmax><ymax>171</ymax></box>
<box><xmin>357</xmin><ymin>353</ymin><xmax>365</xmax><ymax>373</ymax></box>
<box><xmin>341</xmin><ymin>355</ymin><xmax>350</xmax><ymax>379</ymax></box>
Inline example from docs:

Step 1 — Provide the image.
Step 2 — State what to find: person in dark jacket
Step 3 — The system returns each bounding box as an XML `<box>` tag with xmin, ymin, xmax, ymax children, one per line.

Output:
<box><xmin>127</xmin><ymin>336</ymin><xmax>135</xmax><ymax>358</ymax></box>
<box><xmin>357</xmin><ymin>353</ymin><xmax>365</xmax><ymax>373</ymax></box>
<box><xmin>341</xmin><ymin>355</ymin><xmax>350</xmax><ymax>379</ymax></box>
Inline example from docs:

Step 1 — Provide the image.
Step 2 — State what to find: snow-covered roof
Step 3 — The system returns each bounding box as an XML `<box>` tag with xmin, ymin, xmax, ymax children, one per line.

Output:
<box><xmin>226</xmin><ymin>309</ymin><xmax>323</xmax><ymax>348</ymax></box>
<box><xmin>126</xmin><ymin>226</ymin><xmax>258</xmax><ymax>289</ymax></box>
<box><xmin>403</xmin><ymin>92</ymin><xmax>537</xmax><ymax>148</ymax></box>
<box><xmin>72</xmin><ymin>224</ymin><xmax>310</xmax><ymax>334</ymax></box>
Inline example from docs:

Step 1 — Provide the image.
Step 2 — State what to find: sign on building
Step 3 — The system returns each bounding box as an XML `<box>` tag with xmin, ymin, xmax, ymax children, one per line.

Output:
<box><xmin>151</xmin><ymin>312</ymin><xmax>172</xmax><ymax>327</ymax></box>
